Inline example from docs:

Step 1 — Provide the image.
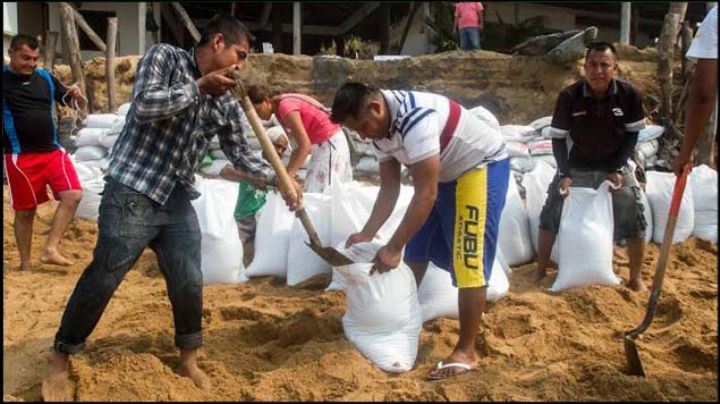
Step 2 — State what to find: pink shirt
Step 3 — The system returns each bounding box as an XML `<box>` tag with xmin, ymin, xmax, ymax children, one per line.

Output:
<box><xmin>455</xmin><ymin>2</ymin><xmax>483</xmax><ymax>29</ymax></box>
<box><xmin>276</xmin><ymin>94</ymin><xmax>341</xmax><ymax>145</ymax></box>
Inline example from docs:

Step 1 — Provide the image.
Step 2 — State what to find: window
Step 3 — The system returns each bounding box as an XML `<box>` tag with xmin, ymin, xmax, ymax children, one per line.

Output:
<box><xmin>77</xmin><ymin>9</ymin><xmax>116</xmax><ymax>51</ymax></box>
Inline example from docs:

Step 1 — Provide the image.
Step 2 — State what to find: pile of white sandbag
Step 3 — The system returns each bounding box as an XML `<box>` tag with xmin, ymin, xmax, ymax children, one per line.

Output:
<box><xmin>690</xmin><ymin>165</ymin><xmax>718</xmax><ymax>243</ymax></box>
<box><xmin>72</xmin><ymin>158</ymin><xmax>105</xmax><ymax>221</ymax></box>
<box><xmin>70</xmin><ymin>102</ymin><xmax>131</xmax><ymax>171</ymax></box>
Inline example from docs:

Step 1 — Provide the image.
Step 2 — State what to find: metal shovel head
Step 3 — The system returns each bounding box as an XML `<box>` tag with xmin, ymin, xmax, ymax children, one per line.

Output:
<box><xmin>304</xmin><ymin>241</ymin><xmax>354</xmax><ymax>266</ymax></box>
<box><xmin>624</xmin><ymin>333</ymin><xmax>646</xmax><ymax>377</ymax></box>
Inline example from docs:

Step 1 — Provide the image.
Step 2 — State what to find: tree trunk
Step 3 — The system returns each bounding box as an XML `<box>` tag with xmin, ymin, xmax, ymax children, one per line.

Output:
<box><xmin>106</xmin><ymin>17</ymin><xmax>118</xmax><ymax>113</ymax></box>
<box><xmin>680</xmin><ymin>21</ymin><xmax>693</xmax><ymax>80</ymax></box>
<box><xmin>59</xmin><ymin>3</ymin><xmax>86</xmax><ymax>99</ymax></box>
<box><xmin>693</xmin><ymin>105</ymin><xmax>717</xmax><ymax>167</ymax></box>
<box><xmin>44</xmin><ymin>31</ymin><xmax>59</xmax><ymax>72</ymax></box>
<box><xmin>657</xmin><ymin>2</ymin><xmax>687</xmax><ymax>118</ymax></box>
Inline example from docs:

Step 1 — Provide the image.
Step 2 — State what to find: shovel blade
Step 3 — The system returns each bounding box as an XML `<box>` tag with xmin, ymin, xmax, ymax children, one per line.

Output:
<box><xmin>305</xmin><ymin>241</ymin><xmax>354</xmax><ymax>266</ymax></box>
<box><xmin>623</xmin><ymin>335</ymin><xmax>646</xmax><ymax>377</ymax></box>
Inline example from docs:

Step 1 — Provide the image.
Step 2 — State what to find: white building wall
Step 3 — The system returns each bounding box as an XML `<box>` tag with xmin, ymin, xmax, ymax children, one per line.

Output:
<box><xmin>47</xmin><ymin>2</ymin><xmax>144</xmax><ymax>59</ymax></box>
<box><xmin>4</xmin><ymin>2</ymin><xmax>19</xmax><ymax>63</ymax></box>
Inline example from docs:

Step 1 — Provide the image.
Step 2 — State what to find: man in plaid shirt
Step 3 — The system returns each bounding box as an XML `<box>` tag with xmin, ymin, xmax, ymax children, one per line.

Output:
<box><xmin>42</xmin><ymin>14</ymin><xmax>301</xmax><ymax>400</ymax></box>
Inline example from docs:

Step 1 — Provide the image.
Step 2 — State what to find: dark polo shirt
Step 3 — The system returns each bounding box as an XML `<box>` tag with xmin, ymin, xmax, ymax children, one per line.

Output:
<box><xmin>547</xmin><ymin>78</ymin><xmax>645</xmax><ymax>174</ymax></box>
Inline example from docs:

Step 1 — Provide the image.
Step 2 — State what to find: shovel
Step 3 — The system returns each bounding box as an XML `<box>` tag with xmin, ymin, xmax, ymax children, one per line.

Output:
<box><xmin>228</xmin><ymin>70</ymin><xmax>353</xmax><ymax>266</ymax></box>
<box><xmin>624</xmin><ymin>164</ymin><xmax>690</xmax><ymax>377</ymax></box>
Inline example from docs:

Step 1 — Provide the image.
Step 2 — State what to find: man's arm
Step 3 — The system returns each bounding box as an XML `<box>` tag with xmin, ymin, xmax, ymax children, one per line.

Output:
<box><xmin>673</xmin><ymin>58</ymin><xmax>718</xmax><ymax>175</ymax></box>
<box><xmin>610</xmin><ymin>131</ymin><xmax>639</xmax><ymax>172</ymax></box>
<box><xmin>552</xmin><ymin>138</ymin><xmax>571</xmax><ymax>176</ymax></box>
<box><xmin>132</xmin><ymin>44</ymin><xmax>202</xmax><ymax>123</ymax></box>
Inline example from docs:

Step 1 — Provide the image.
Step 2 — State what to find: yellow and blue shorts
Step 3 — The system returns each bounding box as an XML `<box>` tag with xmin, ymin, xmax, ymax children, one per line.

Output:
<box><xmin>404</xmin><ymin>158</ymin><xmax>510</xmax><ymax>288</ymax></box>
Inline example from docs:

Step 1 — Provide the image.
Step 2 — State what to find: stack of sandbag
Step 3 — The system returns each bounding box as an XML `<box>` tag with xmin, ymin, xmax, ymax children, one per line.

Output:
<box><xmin>690</xmin><ymin>165</ymin><xmax>717</xmax><ymax>243</ymax></box>
<box><xmin>549</xmin><ymin>181</ymin><xmax>622</xmax><ymax>292</ymax></box>
<box><xmin>521</xmin><ymin>160</ymin><xmax>559</xmax><ymax>263</ymax></box>
<box><xmin>502</xmin><ymin>125</ymin><xmax>541</xmax><ymax>175</ymax></box>
<box><xmin>72</xmin><ymin>159</ymin><xmax>105</xmax><ymax>221</ymax></box>
<box><xmin>191</xmin><ymin>176</ymin><xmax>248</xmax><ymax>285</ymax></box>
<box><xmin>72</xmin><ymin>108</ymin><xmax>128</xmax><ymax>171</ymax></box>
<box><xmin>334</xmin><ymin>241</ymin><xmax>422</xmax><ymax>373</ymax></box>
<box><xmin>245</xmin><ymin>191</ymin><xmax>296</xmax><ymax>279</ymax></box>
<box><xmin>469</xmin><ymin>106</ymin><xmax>501</xmax><ymax>132</ymax></box>
<box><xmin>634</xmin><ymin>125</ymin><xmax>664</xmax><ymax>169</ymax></box>
<box><xmin>527</xmin><ymin>138</ymin><xmax>556</xmax><ymax>168</ymax></box>
<box><xmin>498</xmin><ymin>178</ymin><xmax>534</xmax><ymax>266</ymax></box>
<box><xmin>645</xmin><ymin>170</ymin><xmax>695</xmax><ymax>244</ymax></box>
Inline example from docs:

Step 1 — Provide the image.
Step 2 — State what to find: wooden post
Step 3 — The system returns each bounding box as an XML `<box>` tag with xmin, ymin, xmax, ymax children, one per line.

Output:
<box><xmin>657</xmin><ymin>2</ymin><xmax>688</xmax><ymax>118</ymax></box>
<box><xmin>44</xmin><ymin>31</ymin><xmax>59</xmax><ymax>71</ymax></box>
<box><xmin>106</xmin><ymin>17</ymin><xmax>118</xmax><ymax>113</ymax></box>
<box><xmin>680</xmin><ymin>21</ymin><xmax>693</xmax><ymax>80</ymax></box>
<box><xmin>171</xmin><ymin>2</ymin><xmax>200</xmax><ymax>44</ymax></box>
<box><xmin>620</xmin><ymin>2</ymin><xmax>631</xmax><ymax>45</ymax></box>
<box><xmin>693</xmin><ymin>103</ymin><xmax>717</xmax><ymax>167</ymax></box>
<box><xmin>60</xmin><ymin>2</ymin><xmax>107</xmax><ymax>52</ymax></box>
<box><xmin>293</xmin><ymin>2</ymin><xmax>301</xmax><ymax>55</ymax></box>
<box><xmin>59</xmin><ymin>3</ymin><xmax>86</xmax><ymax>98</ymax></box>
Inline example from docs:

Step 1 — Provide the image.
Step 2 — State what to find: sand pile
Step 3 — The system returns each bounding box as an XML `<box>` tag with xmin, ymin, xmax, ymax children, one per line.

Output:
<box><xmin>3</xmin><ymin>184</ymin><xmax>717</xmax><ymax>401</ymax></box>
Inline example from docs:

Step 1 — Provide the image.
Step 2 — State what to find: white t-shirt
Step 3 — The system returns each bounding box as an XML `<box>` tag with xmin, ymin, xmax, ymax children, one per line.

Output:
<box><xmin>374</xmin><ymin>90</ymin><xmax>506</xmax><ymax>182</ymax></box>
<box><xmin>686</xmin><ymin>5</ymin><xmax>718</xmax><ymax>134</ymax></box>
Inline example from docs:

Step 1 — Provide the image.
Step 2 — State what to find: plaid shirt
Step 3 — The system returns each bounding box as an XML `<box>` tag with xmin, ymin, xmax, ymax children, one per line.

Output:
<box><xmin>108</xmin><ymin>43</ymin><xmax>273</xmax><ymax>204</ymax></box>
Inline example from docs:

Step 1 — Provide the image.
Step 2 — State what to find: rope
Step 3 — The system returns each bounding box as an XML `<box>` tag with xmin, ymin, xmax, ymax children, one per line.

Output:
<box><xmin>61</xmin><ymin>82</ymin><xmax>89</xmax><ymax>134</ymax></box>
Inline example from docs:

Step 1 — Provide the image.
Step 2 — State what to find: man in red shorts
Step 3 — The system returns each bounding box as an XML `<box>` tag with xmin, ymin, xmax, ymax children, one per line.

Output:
<box><xmin>3</xmin><ymin>34</ymin><xmax>86</xmax><ymax>270</ymax></box>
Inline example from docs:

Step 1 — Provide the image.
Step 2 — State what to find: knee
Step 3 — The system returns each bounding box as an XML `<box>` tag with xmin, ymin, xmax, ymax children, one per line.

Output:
<box><xmin>60</xmin><ymin>190</ymin><xmax>83</xmax><ymax>206</ymax></box>
<box><xmin>15</xmin><ymin>209</ymin><xmax>36</xmax><ymax>222</ymax></box>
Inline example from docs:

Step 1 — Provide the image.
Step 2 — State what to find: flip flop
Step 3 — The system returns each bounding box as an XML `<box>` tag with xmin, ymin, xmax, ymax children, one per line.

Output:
<box><xmin>426</xmin><ymin>361</ymin><xmax>476</xmax><ymax>380</ymax></box>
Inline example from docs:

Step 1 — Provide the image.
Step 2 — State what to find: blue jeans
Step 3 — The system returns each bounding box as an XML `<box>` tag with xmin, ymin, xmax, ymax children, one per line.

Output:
<box><xmin>53</xmin><ymin>177</ymin><xmax>204</xmax><ymax>354</ymax></box>
<box><xmin>459</xmin><ymin>27</ymin><xmax>481</xmax><ymax>50</ymax></box>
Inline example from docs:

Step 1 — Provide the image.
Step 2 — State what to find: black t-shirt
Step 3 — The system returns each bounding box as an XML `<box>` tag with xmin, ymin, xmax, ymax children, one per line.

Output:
<box><xmin>550</xmin><ymin>79</ymin><xmax>645</xmax><ymax>171</ymax></box>
<box><xmin>3</xmin><ymin>67</ymin><xmax>68</xmax><ymax>153</ymax></box>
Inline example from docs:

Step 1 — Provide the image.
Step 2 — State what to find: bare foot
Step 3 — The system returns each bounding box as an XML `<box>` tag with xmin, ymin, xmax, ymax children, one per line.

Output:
<box><xmin>627</xmin><ymin>278</ymin><xmax>647</xmax><ymax>292</ymax></box>
<box><xmin>532</xmin><ymin>267</ymin><xmax>547</xmax><ymax>284</ymax></box>
<box><xmin>40</xmin><ymin>250</ymin><xmax>73</xmax><ymax>266</ymax></box>
<box><xmin>41</xmin><ymin>353</ymin><xmax>73</xmax><ymax>402</ymax></box>
<box><xmin>19</xmin><ymin>260</ymin><xmax>32</xmax><ymax>271</ymax></box>
<box><xmin>427</xmin><ymin>350</ymin><xmax>478</xmax><ymax>380</ymax></box>
<box><xmin>177</xmin><ymin>363</ymin><xmax>212</xmax><ymax>391</ymax></box>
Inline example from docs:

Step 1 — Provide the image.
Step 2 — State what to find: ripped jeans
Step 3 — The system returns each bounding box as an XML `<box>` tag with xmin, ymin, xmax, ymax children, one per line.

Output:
<box><xmin>53</xmin><ymin>177</ymin><xmax>203</xmax><ymax>354</ymax></box>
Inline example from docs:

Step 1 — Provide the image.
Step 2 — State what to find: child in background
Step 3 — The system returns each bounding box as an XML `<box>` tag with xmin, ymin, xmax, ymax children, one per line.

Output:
<box><xmin>221</xmin><ymin>126</ymin><xmax>289</xmax><ymax>266</ymax></box>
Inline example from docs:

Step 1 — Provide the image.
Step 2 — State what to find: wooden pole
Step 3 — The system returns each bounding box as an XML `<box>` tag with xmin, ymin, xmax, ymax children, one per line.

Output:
<box><xmin>620</xmin><ymin>2</ymin><xmax>631</xmax><ymax>45</ymax></box>
<box><xmin>657</xmin><ymin>2</ymin><xmax>688</xmax><ymax>118</ymax></box>
<box><xmin>171</xmin><ymin>2</ymin><xmax>200</xmax><ymax>44</ymax></box>
<box><xmin>61</xmin><ymin>2</ymin><xmax>107</xmax><ymax>52</ymax></box>
<box><xmin>59</xmin><ymin>3</ymin><xmax>86</xmax><ymax>98</ymax></box>
<box><xmin>293</xmin><ymin>2</ymin><xmax>301</xmax><ymax>55</ymax></box>
<box><xmin>44</xmin><ymin>31</ymin><xmax>59</xmax><ymax>71</ymax></box>
<box><xmin>106</xmin><ymin>17</ymin><xmax>118</xmax><ymax>113</ymax></box>
<box><xmin>693</xmin><ymin>103</ymin><xmax>717</xmax><ymax>167</ymax></box>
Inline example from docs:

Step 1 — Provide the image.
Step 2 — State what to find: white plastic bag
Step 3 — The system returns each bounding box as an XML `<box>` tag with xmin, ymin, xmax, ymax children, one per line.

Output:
<box><xmin>354</xmin><ymin>156</ymin><xmax>380</xmax><ymax>174</ymax></box>
<box><xmin>521</xmin><ymin>161</ymin><xmax>558</xmax><ymax>262</ymax></box>
<box><xmin>81</xmin><ymin>157</ymin><xmax>110</xmax><ymax>171</ymax></box>
<box><xmin>500</xmin><ymin>125</ymin><xmax>540</xmax><ymax>143</ymax></box>
<box><xmin>646</xmin><ymin>171</ymin><xmax>695</xmax><ymax>244</ymax></box>
<box><xmin>498</xmin><ymin>178</ymin><xmax>534</xmax><ymax>266</ymax></box>
<box><xmin>528</xmin><ymin>139</ymin><xmax>553</xmax><ymax>156</ymax></box>
<box><xmin>75</xmin><ymin>128</ymin><xmax>108</xmax><ymax>147</ymax></box>
<box><xmin>101</xmin><ymin>133</ymin><xmax>120</xmax><ymax>150</ymax></box>
<box><xmin>84</xmin><ymin>113</ymin><xmax>124</xmax><ymax>128</ymax></box>
<box><xmin>286</xmin><ymin>193</ymin><xmax>333</xmax><ymax>287</ymax></box>
<box><xmin>336</xmin><ymin>241</ymin><xmax>422</xmax><ymax>373</ymax></box>
<box><xmin>504</xmin><ymin>142</ymin><xmax>530</xmax><ymax>158</ymax></box>
<box><xmin>639</xmin><ymin>188</ymin><xmax>653</xmax><ymax>245</ymax></box>
<box><xmin>529</xmin><ymin>116</ymin><xmax>553</xmax><ymax>132</ymax></box>
<box><xmin>549</xmin><ymin>182</ymin><xmax>621</xmax><ymax>292</ymax></box>
<box><xmin>469</xmin><ymin>106</ymin><xmax>501</xmax><ymax>132</ymax></box>
<box><xmin>75</xmin><ymin>169</ymin><xmax>105</xmax><ymax>221</ymax></box>
<box><xmin>690</xmin><ymin>165</ymin><xmax>717</xmax><ymax>243</ymax></box>
<box><xmin>74</xmin><ymin>145</ymin><xmax>108</xmax><ymax>161</ymax></box>
<box><xmin>510</xmin><ymin>156</ymin><xmax>536</xmax><ymax>173</ymax></box>
<box><xmin>638</xmin><ymin>125</ymin><xmax>664</xmax><ymax>143</ymax></box>
<box><xmin>116</xmin><ymin>102</ymin><xmax>132</xmax><ymax>116</ymax></box>
<box><xmin>245</xmin><ymin>192</ymin><xmax>296</xmax><ymax>278</ymax></box>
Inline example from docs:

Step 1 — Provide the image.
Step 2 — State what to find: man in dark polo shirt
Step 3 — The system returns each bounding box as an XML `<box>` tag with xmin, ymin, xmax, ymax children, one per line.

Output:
<box><xmin>533</xmin><ymin>41</ymin><xmax>648</xmax><ymax>291</ymax></box>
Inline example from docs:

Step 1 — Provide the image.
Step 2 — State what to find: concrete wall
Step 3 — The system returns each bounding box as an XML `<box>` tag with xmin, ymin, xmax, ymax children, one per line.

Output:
<box><xmin>3</xmin><ymin>2</ymin><xmax>18</xmax><ymax>63</ymax></box>
<box><xmin>47</xmin><ymin>2</ymin><xmax>145</xmax><ymax>60</ymax></box>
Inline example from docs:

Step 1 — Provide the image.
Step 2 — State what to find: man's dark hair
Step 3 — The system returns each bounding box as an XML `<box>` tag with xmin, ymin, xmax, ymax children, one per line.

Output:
<box><xmin>10</xmin><ymin>34</ymin><xmax>39</xmax><ymax>51</ymax></box>
<box><xmin>246</xmin><ymin>85</ymin><xmax>270</xmax><ymax>104</ymax></box>
<box><xmin>585</xmin><ymin>41</ymin><xmax>618</xmax><ymax>59</ymax></box>
<box><xmin>197</xmin><ymin>14</ymin><xmax>255</xmax><ymax>47</ymax></box>
<box><xmin>330</xmin><ymin>82</ymin><xmax>380</xmax><ymax>123</ymax></box>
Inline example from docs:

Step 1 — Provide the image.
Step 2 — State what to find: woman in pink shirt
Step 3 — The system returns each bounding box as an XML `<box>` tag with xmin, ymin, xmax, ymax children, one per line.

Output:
<box><xmin>247</xmin><ymin>86</ymin><xmax>353</xmax><ymax>193</ymax></box>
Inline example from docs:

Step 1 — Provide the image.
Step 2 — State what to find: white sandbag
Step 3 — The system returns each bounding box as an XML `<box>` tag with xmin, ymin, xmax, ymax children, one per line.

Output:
<box><xmin>100</xmin><ymin>133</ymin><xmax>119</xmax><ymax>150</ymax></box>
<box><xmin>286</xmin><ymin>193</ymin><xmax>333</xmax><ymax>287</ymax></box>
<box><xmin>107</xmin><ymin>118</ymin><xmax>126</xmax><ymax>135</ymax></box>
<box><xmin>533</xmin><ymin>155</ymin><xmax>558</xmax><ymax>168</ymax></box>
<box><xmin>638</xmin><ymin>125</ymin><xmax>664</xmax><ymax>143</ymax></box>
<box><xmin>75</xmin><ymin>175</ymin><xmax>105</xmax><ymax>221</ymax></box>
<box><xmin>529</xmin><ymin>116</ymin><xmax>553</xmax><ymax>132</ymax></box>
<box><xmin>354</xmin><ymin>156</ymin><xmax>380</xmax><ymax>174</ymax></box>
<box><xmin>541</xmin><ymin>126</ymin><xmax>552</xmax><ymax>139</ymax></box>
<box><xmin>636</xmin><ymin>139</ymin><xmax>659</xmax><ymax>159</ymax></box>
<box><xmin>336</xmin><ymin>241</ymin><xmax>422</xmax><ymax>373</ymax></box>
<box><xmin>75</xmin><ymin>128</ymin><xmax>108</xmax><ymax>147</ymax></box>
<box><xmin>190</xmin><ymin>179</ymin><xmax>247</xmax><ymax>284</ymax></box>
<box><xmin>549</xmin><ymin>182</ymin><xmax>621</xmax><ymax>292</ymax></box>
<box><xmin>690</xmin><ymin>165</ymin><xmax>718</xmax><ymax>242</ymax></box>
<box><xmin>498</xmin><ymin>178</ymin><xmax>535</xmax><ymax>266</ymax></box>
<box><xmin>209</xmin><ymin>135</ymin><xmax>221</xmax><ymax>151</ymax></box>
<box><xmin>487</xmin><ymin>257</ymin><xmax>510</xmax><ymax>302</ymax></box>
<box><xmin>82</xmin><ymin>157</ymin><xmax>110</xmax><ymax>172</ymax></box>
<box><xmin>200</xmin><ymin>159</ymin><xmax>230</xmax><ymax>177</ymax></box>
<box><xmin>639</xmin><ymin>188</ymin><xmax>653</xmax><ymax>245</ymax></box>
<box><xmin>73</xmin><ymin>161</ymin><xmax>101</xmax><ymax>183</ymax></box>
<box><xmin>646</xmin><ymin>171</ymin><xmax>695</xmax><ymax>244</ymax></box>
<box><xmin>510</xmin><ymin>156</ymin><xmax>537</xmax><ymax>173</ymax></box>
<box><xmin>245</xmin><ymin>192</ymin><xmax>296</xmax><ymax>278</ymax></box>
<box><xmin>210</xmin><ymin>149</ymin><xmax>228</xmax><ymax>160</ymax></box>
<box><xmin>504</xmin><ymin>141</ymin><xmax>530</xmax><ymax>158</ymax></box>
<box><xmin>500</xmin><ymin>125</ymin><xmax>540</xmax><ymax>143</ymax></box>
<box><xmin>84</xmin><ymin>113</ymin><xmax>124</xmax><ymax>129</ymax></box>
<box><xmin>469</xmin><ymin>106</ymin><xmax>501</xmax><ymax>132</ymax></box>
<box><xmin>521</xmin><ymin>161</ymin><xmax>559</xmax><ymax>263</ymax></box>
<box><xmin>528</xmin><ymin>139</ymin><xmax>553</xmax><ymax>156</ymax></box>
<box><xmin>116</xmin><ymin>102</ymin><xmax>132</xmax><ymax>116</ymax></box>
<box><xmin>74</xmin><ymin>145</ymin><xmax>108</xmax><ymax>161</ymax></box>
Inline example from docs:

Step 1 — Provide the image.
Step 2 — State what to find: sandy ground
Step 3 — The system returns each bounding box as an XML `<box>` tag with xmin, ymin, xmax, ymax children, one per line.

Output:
<box><xmin>3</xmin><ymin>184</ymin><xmax>718</xmax><ymax>401</ymax></box>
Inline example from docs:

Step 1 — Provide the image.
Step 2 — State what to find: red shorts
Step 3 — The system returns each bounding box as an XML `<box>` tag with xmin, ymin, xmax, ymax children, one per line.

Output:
<box><xmin>4</xmin><ymin>149</ymin><xmax>82</xmax><ymax>211</ymax></box>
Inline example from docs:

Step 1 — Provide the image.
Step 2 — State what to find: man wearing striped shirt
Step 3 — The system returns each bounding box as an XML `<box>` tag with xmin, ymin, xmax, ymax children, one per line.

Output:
<box><xmin>331</xmin><ymin>83</ymin><xmax>509</xmax><ymax>380</ymax></box>
<box><xmin>42</xmin><ymin>15</ymin><xmax>301</xmax><ymax>400</ymax></box>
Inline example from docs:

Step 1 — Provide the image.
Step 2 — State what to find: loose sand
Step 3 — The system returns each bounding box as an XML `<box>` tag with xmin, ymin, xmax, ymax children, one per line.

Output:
<box><xmin>3</xmin><ymin>185</ymin><xmax>717</xmax><ymax>401</ymax></box>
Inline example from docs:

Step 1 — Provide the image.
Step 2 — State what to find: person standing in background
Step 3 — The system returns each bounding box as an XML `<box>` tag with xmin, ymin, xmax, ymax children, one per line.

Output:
<box><xmin>455</xmin><ymin>2</ymin><xmax>484</xmax><ymax>51</ymax></box>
